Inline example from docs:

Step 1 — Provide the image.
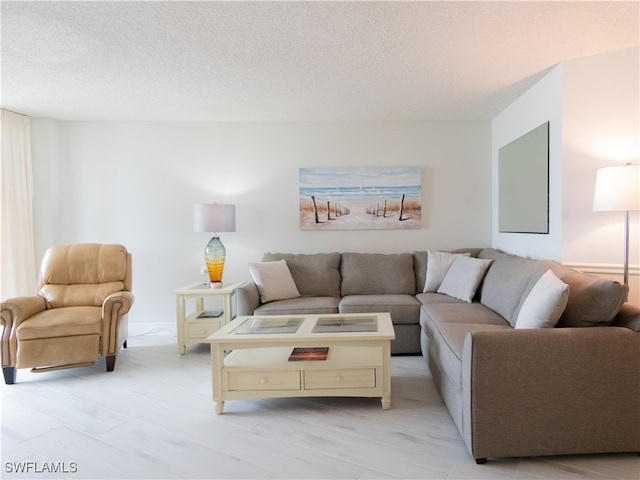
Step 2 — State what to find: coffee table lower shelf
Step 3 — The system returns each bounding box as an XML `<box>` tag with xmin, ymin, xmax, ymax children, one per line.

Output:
<box><xmin>213</xmin><ymin>346</ymin><xmax>388</xmax><ymax>414</ymax></box>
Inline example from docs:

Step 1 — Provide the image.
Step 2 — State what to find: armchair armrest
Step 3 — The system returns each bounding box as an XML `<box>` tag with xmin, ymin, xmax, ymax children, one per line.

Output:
<box><xmin>102</xmin><ymin>291</ymin><xmax>135</xmax><ymax>355</ymax></box>
<box><xmin>237</xmin><ymin>281</ymin><xmax>260</xmax><ymax>316</ymax></box>
<box><xmin>462</xmin><ymin>327</ymin><xmax>640</xmax><ymax>461</ymax></box>
<box><xmin>1</xmin><ymin>296</ymin><xmax>47</xmax><ymax>367</ymax></box>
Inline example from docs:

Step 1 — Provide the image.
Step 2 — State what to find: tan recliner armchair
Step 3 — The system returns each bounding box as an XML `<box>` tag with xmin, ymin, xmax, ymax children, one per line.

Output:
<box><xmin>1</xmin><ymin>243</ymin><xmax>134</xmax><ymax>384</ymax></box>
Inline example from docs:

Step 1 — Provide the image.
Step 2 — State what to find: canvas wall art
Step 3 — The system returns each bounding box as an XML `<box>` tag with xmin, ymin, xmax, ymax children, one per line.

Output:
<box><xmin>299</xmin><ymin>167</ymin><xmax>422</xmax><ymax>231</ymax></box>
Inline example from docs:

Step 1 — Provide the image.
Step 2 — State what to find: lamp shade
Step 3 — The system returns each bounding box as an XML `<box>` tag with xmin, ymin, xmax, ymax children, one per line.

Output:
<box><xmin>593</xmin><ymin>164</ymin><xmax>640</xmax><ymax>212</ymax></box>
<box><xmin>193</xmin><ymin>203</ymin><xmax>236</xmax><ymax>233</ymax></box>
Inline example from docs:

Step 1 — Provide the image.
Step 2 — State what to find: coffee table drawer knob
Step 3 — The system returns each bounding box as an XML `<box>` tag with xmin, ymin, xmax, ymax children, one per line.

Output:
<box><xmin>336</xmin><ymin>376</ymin><xmax>343</xmax><ymax>383</ymax></box>
<box><xmin>260</xmin><ymin>377</ymin><xmax>267</xmax><ymax>384</ymax></box>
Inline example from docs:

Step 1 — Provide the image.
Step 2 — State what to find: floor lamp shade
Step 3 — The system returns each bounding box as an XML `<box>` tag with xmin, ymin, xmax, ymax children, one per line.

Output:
<box><xmin>193</xmin><ymin>204</ymin><xmax>236</xmax><ymax>285</ymax></box>
<box><xmin>593</xmin><ymin>164</ymin><xmax>640</xmax><ymax>287</ymax></box>
<box><xmin>593</xmin><ymin>164</ymin><xmax>640</xmax><ymax>212</ymax></box>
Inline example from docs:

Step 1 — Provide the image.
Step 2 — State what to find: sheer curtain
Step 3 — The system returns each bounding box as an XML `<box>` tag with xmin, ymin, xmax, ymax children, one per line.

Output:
<box><xmin>1</xmin><ymin>109</ymin><xmax>36</xmax><ymax>298</ymax></box>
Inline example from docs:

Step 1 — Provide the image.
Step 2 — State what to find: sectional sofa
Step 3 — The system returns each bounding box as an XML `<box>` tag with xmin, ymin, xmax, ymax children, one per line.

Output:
<box><xmin>236</xmin><ymin>249</ymin><xmax>640</xmax><ymax>463</ymax></box>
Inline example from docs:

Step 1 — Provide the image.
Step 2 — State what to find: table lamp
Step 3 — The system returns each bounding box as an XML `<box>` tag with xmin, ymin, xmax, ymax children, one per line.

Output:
<box><xmin>193</xmin><ymin>203</ymin><xmax>236</xmax><ymax>287</ymax></box>
<box><xmin>593</xmin><ymin>163</ymin><xmax>640</xmax><ymax>287</ymax></box>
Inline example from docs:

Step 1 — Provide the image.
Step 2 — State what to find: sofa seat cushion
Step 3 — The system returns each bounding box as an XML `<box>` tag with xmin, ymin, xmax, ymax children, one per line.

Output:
<box><xmin>16</xmin><ymin>306</ymin><xmax>102</xmax><ymax>340</ymax></box>
<box><xmin>416</xmin><ymin>292</ymin><xmax>468</xmax><ymax>306</ymax></box>
<box><xmin>254</xmin><ymin>296</ymin><xmax>339</xmax><ymax>315</ymax></box>
<box><xmin>422</xmin><ymin>303</ymin><xmax>511</xmax><ymax>330</ymax></box>
<box><xmin>339</xmin><ymin>294</ymin><xmax>420</xmax><ymax>325</ymax></box>
<box><xmin>340</xmin><ymin>253</ymin><xmax>415</xmax><ymax>295</ymax></box>
<box><xmin>262</xmin><ymin>252</ymin><xmax>341</xmax><ymax>297</ymax></box>
<box><xmin>428</xmin><ymin>322</ymin><xmax>512</xmax><ymax>388</ymax></box>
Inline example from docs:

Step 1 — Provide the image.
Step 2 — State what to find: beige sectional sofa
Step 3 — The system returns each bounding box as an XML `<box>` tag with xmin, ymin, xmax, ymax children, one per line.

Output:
<box><xmin>237</xmin><ymin>249</ymin><xmax>640</xmax><ymax>463</ymax></box>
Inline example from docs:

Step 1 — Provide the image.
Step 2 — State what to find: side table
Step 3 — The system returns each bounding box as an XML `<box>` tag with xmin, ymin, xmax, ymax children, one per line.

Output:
<box><xmin>174</xmin><ymin>281</ymin><xmax>245</xmax><ymax>355</ymax></box>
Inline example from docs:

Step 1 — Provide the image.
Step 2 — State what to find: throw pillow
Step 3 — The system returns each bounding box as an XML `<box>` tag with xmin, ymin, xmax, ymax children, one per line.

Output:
<box><xmin>248</xmin><ymin>260</ymin><xmax>301</xmax><ymax>303</ymax></box>
<box><xmin>424</xmin><ymin>250</ymin><xmax>468</xmax><ymax>293</ymax></box>
<box><xmin>437</xmin><ymin>256</ymin><xmax>493</xmax><ymax>303</ymax></box>
<box><xmin>515</xmin><ymin>269</ymin><xmax>569</xmax><ymax>329</ymax></box>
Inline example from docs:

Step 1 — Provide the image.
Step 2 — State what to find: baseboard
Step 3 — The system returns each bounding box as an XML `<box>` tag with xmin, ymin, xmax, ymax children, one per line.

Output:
<box><xmin>128</xmin><ymin>322</ymin><xmax>176</xmax><ymax>337</ymax></box>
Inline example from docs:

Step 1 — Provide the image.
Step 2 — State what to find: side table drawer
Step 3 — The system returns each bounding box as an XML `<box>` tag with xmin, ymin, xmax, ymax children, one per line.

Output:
<box><xmin>304</xmin><ymin>368</ymin><xmax>376</xmax><ymax>390</ymax></box>
<box><xmin>227</xmin><ymin>371</ymin><xmax>301</xmax><ymax>391</ymax></box>
<box><xmin>187</xmin><ymin>323</ymin><xmax>221</xmax><ymax>339</ymax></box>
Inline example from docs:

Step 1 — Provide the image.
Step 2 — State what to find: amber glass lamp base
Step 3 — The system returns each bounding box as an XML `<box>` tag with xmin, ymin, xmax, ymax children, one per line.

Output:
<box><xmin>205</xmin><ymin>235</ymin><xmax>226</xmax><ymax>287</ymax></box>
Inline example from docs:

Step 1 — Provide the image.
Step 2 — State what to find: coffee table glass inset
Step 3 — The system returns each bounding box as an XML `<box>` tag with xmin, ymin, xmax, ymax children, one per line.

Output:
<box><xmin>208</xmin><ymin>313</ymin><xmax>395</xmax><ymax>414</ymax></box>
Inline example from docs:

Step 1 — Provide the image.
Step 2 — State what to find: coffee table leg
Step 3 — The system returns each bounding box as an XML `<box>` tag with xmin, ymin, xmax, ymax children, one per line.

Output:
<box><xmin>211</xmin><ymin>342</ymin><xmax>225</xmax><ymax>414</ymax></box>
<box><xmin>381</xmin><ymin>340</ymin><xmax>391</xmax><ymax>410</ymax></box>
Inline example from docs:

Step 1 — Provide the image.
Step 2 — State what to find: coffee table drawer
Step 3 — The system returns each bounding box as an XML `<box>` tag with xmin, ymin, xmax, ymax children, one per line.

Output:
<box><xmin>227</xmin><ymin>371</ymin><xmax>301</xmax><ymax>391</ymax></box>
<box><xmin>187</xmin><ymin>323</ymin><xmax>220</xmax><ymax>339</ymax></box>
<box><xmin>304</xmin><ymin>368</ymin><xmax>376</xmax><ymax>390</ymax></box>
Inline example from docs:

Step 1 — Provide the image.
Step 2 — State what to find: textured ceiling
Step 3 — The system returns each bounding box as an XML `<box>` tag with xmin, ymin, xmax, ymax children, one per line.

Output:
<box><xmin>1</xmin><ymin>1</ymin><xmax>638</xmax><ymax>122</ymax></box>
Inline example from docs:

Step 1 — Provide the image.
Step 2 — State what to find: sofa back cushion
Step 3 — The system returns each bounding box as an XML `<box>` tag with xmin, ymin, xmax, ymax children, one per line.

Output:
<box><xmin>478</xmin><ymin>248</ymin><xmax>542</xmax><ymax>326</ymax></box>
<box><xmin>341</xmin><ymin>253</ymin><xmax>415</xmax><ymax>295</ymax></box>
<box><xmin>478</xmin><ymin>248</ymin><xmax>628</xmax><ymax>328</ymax></box>
<box><xmin>262</xmin><ymin>252</ymin><xmax>341</xmax><ymax>297</ymax></box>
<box><xmin>541</xmin><ymin>260</ymin><xmax>627</xmax><ymax>327</ymax></box>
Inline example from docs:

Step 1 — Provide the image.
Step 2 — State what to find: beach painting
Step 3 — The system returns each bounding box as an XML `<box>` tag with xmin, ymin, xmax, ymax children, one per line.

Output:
<box><xmin>299</xmin><ymin>166</ymin><xmax>422</xmax><ymax>231</ymax></box>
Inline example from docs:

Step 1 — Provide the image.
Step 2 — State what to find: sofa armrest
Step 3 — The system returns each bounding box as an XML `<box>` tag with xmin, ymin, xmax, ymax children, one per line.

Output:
<box><xmin>237</xmin><ymin>281</ymin><xmax>260</xmax><ymax>316</ymax></box>
<box><xmin>102</xmin><ymin>291</ymin><xmax>135</xmax><ymax>355</ymax></box>
<box><xmin>611</xmin><ymin>302</ymin><xmax>640</xmax><ymax>331</ymax></box>
<box><xmin>462</xmin><ymin>327</ymin><xmax>640</xmax><ymax>461</ymax></box>
<box><xmin>1</xmin><ymin>296</ymin><xmax>47</xmax><ymax>367</ymax></box>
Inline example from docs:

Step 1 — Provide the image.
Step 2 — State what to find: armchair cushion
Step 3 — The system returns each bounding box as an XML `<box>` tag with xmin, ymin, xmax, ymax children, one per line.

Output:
<box><xmin>39</xmin><ymin>243</ymin><xmax>128</xmax><ymax>284</ymax></box>
<box><xmin>40</xmin><ymin>282</ymin><xmax>126</xmax><ymax>308</ymax></box>
<box><xmin>16</xmin><ymin>307</ymin><xmax>102</xmax><ymax>340</ymax></box>
<box><xmin>37</xmin><ymin>244</ymin><xmax>130</xmax><ymax>308</ymax></box>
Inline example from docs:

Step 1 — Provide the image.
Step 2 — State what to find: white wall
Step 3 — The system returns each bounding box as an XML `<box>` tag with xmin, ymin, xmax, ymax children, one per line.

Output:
<box><xmin>491</xmin><ymin>65</ymin><xmax>564</xmax><ymax>260</ymax></box>
<box><xmin>562</xmin><ymin>47</ymin><xmax>640</xmax><ymax>306</ymax></box>
<box><xmin>561</xmin><ymin>47</ymin><xmax>639</xmax><ymax>266</ymax></box>
<box><xmin>30</xmin><ymin>120</ymin><xmax>492</xmax><ymax>324</ymax></box>
<box><xmin>492</xmin><ymin>47</ymin><xmax>639</xmax><ymax>305</ymax></box>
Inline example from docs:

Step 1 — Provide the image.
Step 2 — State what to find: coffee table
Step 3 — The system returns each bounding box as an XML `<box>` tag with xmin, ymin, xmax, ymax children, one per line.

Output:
<box><xmin>207</xmin><ymin>313</ymin><xmax>395</xmax><ymax>414</ymax></box>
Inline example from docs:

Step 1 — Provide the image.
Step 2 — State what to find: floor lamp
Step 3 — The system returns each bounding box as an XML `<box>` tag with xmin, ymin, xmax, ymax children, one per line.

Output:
<box><xmin>593</xmin><ymin>163</ymin><xmax>640</xmax><ymax>287</ymax></box>
<box><xmin>193</xmin><ymin>203</ymin><xmax>236</xmax><ymax>288</ymax></box>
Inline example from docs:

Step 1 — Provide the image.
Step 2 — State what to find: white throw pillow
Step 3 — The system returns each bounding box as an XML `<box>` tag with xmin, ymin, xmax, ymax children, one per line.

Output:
<box><xmin>248</xmin><ymin>260</ymin><xmax>301</xmax><ymax>303</ymax></box>
<box><xmin>515</xmin><ymin>269</ymin><xmax>570</xmax><ymax>329</ymax></box>
<box><xmin>424</xmin><ymin>250</ymin><xmax>468</xmax><ymax>293</ymax></box>
<box><xmin>437</xmin><ymin>256</ymin><xmax>493</xmax><ymax>303</ymax></box>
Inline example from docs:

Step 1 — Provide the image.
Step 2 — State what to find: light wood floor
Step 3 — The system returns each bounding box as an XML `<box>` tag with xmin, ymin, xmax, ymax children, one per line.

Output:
<box><xmin>2</xmin><ymin>331</ymin><xmax>638</xmax><ymax>480</ymax></box>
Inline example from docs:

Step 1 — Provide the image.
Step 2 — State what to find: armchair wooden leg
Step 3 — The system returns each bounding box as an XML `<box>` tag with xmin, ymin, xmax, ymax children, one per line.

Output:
<box><xmin>123</xmin><ymin>340</ymin><xmax>127</xmax><ymax>348</ymax></box>
<box><xmin>3</xmin><ymin>366</ymin><xmax>16</xmax><ymax>385</ymax></box>
<box><xmin>106</xmin><ymin>355</ymin><xmax>116</xmax><ymax>372</ymax></box>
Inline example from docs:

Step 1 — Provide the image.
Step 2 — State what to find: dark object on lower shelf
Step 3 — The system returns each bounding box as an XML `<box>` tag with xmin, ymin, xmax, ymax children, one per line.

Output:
<box><xmin>288</xmin><ymin>347</ymin><xmax>329</xmax><ymax>361</ymax></box>
<box><xmin>197</xmin><ymin>310</ymin><xmax>223</xmax><ymax>318</ymax></box>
